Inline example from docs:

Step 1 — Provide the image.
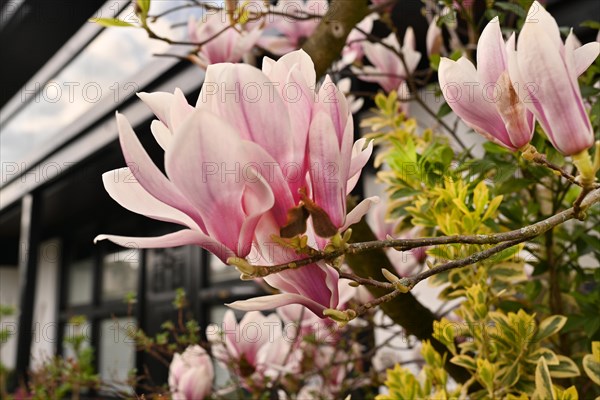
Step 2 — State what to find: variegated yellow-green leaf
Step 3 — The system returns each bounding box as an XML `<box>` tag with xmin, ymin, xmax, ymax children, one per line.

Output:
<box><xmin>482</xmin><ymin>195</ymin><xmax>503</xmax><ymax>221</ymax></box>
<box><xmin>534</xmin><ymin>315</ymin><xmax>567</xmax><ymax>342</ymax></box>
<box><xmin>473</xmin><ymin>181</ymin><xmax>489</xmax><ymax>216</ymax></box>
<box><xmin>433</xmin><ymin>319</ymin><xmax>457</xmax><ymax>355</ymax></box>
<box><xmin>89</xmin><ymin>18</ymin><xmax>136</xmax><ymax>27</ymax></box>
<box><xmin>450</xmin><ymin>354</ymin><xmax>477</xmax><ymax>371</ymax></box>
<box><xmin>477</xmin><ymin>358</ymin><xmax>496</xmax><ymax>393</ymax></box>
<box><xmin>499</xmin><ymin>361</ymin><xmax>521</xmax><ymax>387</ymax></box>
<box><xmin>489</xmin><ymin>262</ymin><xmax>527</xmax><ymax>282</ymax></box>
<box><xmin>506</xmin><ymin>394</ymin><xmax>529</xmax><ymax>400</ymax></box>
<box><xmin>525</xmin><ymin>348</ymin><xmax>560</xmax><ymax>366</ymax></box>
<box><xmin>548</xmin><ymin>355</ymin><xmax>580</xmax><ymax>378</ymax></box>
<box><xmin>582</xmin><ymin>341</ymin><xmax>600</xmax><ymax>385</ymax></box>
<box><xmin>532</xmin><ymin>358</ymin><xmax>554</xmax><ymax>400</ymax></box>
<box><xmin>556</xmin><ymin>386</ymin><xmax>578</xmax><ymax>400</ymax></box>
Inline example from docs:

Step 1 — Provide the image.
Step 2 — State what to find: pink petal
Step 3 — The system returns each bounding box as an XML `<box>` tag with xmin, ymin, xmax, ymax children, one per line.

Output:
<box><xmin>137</xmin><ymin>91</ymin><xmax>173</xmax><ymax>125</ymax></box>
<box><xmin>573</xmin><ymin>40</ymin><xmax>600</xmax><ymax>76</ymax></box>
<box><xmin>438</xmin><ymin>58</ymin><xmax>514</xmax><ymax>149</ymax></box>
<box><xmin>200</xmin><ymin>63</ymin><xmax>295</xmax><ymax>168</ymax></box>
<box><xmin>476</xmin><ymin>17</ymin><xmax>507</xmax><ymax>89</ymax></box>
<box><xmin>341</xmin><ymin>196</ymin><xmax>380</xmax><ymax>232</ymax></box>
<box><xmin>346</xmin><ymin>138</ymin><xmax>374</xmax><ymax>194</ymax></box>
<box><xmin>150</xmin><ymin>120</ymin><xmax>172</xmax><ymax>151</ymax></box>
<box><xmin>228</xmin><ymin>293</ymin><xmax>328</xmax><ymax>318</ymax></box>
<box><xmin>168</xmin><ymin>88</ymin><xmax>193</xmax><ymax>133</ymax></box>
<box><xmin>116</xmin><ymin>113</ymin><xmax>206</xmax><ymax>230</ymax></box>
<box><xmin>517</xmin><ymin>22</ymin><xmax>594</xmax><ymax>155</ymax></box>
<box><xmin>94</xmin><ymin>230</ymin><xmax>234</xmax><ymax>262</ymax></box>
<box><xmin>165</xmin><ymin>108</ymin><xmax>274</xmax><ymax>256</ymax></box>
<box><xmin>308</xmin><ymin>112</ymin><xmax>345</xmax><ymax>228</ymax></box>
<box><xmin>102</xmin><ymin>168</ymin><xmax>199</xmax><ymax>230</ymax></box>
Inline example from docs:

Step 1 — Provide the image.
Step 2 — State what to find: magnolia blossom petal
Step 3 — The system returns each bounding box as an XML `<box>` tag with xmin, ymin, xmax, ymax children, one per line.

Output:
<box><xmin>309</xmin><ymin>112</ymin><xmax>345</xmax><ymax>228</ymax></box>
<box><xmin>476</xmin><ymin>17</ymin><xmax>507</xmax><ymax>88</ymax></box>
<box><xmin>347</xmin><ymin>138</ymin><xmax>374</xmax><ymax>194</ymax></box>
<box><xmin>228</xmin><ymin>293</ymin><xmax>330</xmax><ymax>318</ymax></box>
<box><xmin>137</xmin><ymin>91</ymin><xmax>173</xmax><ymax>124</ymax></box>
<box><xmin>150</xmin><ymin>120</ymin><xmax>172</xmax><ymax>151</ymax></box>
<box><xmin>177</xmin><ymin>368</ymin><xmax>212</xmax><ymax>400</ymax></box>
<box><xmin>426</xmin><ymin>17</ymin><xmax>443</xmax><ymax>57</ymax></box>
<box><xmin>517</xmin><ymin>20</ymin><xmax>594</xmax><ymax>155</ymax></box>
<box><xmin>573</xmin><ymin>41</ymin><xmax>600</xmax><ymax>76</ymax></box>
<box><xmin>102</xmin><ymin>168</ymin><xmax>199</xmax><ymax>230</ymax></box>
<box><xmin>94</xmin><ymin>230</ymin><xmax>234</xmax><ymax>261</ymax></box>
<box><xmin>439</xmin><ymin>57</ymin><xmax>514</xmax><ymax>149</ymax></box>
<box><xmin>116</xmin><ymin>112</ymin><xmax>206</xmax><ymax>229</ymax></box>
<box><xmin>169</xmin><ymin>88</ymin><xmax>194</xmax><ymax>133</ymax></box>
<box><xmin>341</xmin><ymin>196</ymin><xmax>380</xmax><ymax>232</ymax></box>
<box><xmin>526</xmin><ymin>1</ymin><xmax>561</xmax><ymax>49</ymax></box>
<box><xmin>201</xmin><ymin>63</ymin><xmax>295</xmax><ymax>168</ymax></box>
<box><xmin>165</xmin><ymin>108</ymin><xmax>275</xmax><ymax>256</ymax></box>
<box><xmin>264</xmin><ymin>263</ymin><xmax>336</xmax><ymax>308</ymax></box>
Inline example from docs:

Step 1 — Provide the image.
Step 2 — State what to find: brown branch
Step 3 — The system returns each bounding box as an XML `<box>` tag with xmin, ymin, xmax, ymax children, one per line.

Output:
<box><xmin>301</xmin><ymin>0</ymin><xmax>370</xmax><ymax>79</ymax></box>
<box><xmin>249</xmin><ymin>187</ymin><xmax>600</xmax><ymax>275</ymax></box>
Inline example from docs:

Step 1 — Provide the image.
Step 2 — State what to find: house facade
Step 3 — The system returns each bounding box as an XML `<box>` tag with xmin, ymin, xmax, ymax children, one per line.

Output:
<box><xmin>1</xmin><ymin>0</ymin><xmax>597</xmax><ymax>395</ymax></box>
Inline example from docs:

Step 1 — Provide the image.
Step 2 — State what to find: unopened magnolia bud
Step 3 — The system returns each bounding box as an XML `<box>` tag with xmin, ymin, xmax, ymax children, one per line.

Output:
<box><xmin>381</xmin><ymin>268</ymin><xmax>400</xmax><ymax>283</ymax></box>
<box><xmin>227</xmin><ymin>257</ymin><xmax>256</xmax><ymax>276</ymax></box>
<box><xmin>348</xmin><ymin>281</ymin><xmax>361</xmax><ymax>287</ymax></box>
<box><xmin>324</xmin><ymin>308</ymin><xmax>357</xmax><ymax>327</ymax></box>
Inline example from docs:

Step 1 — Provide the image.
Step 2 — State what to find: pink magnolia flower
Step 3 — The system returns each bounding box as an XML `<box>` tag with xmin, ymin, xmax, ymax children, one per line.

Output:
<box><xmin>136</xmin><ymin>88</ymin><xmax>193</xmax><ymax>150</ymax></box>
<box><xmin>188</xmin><ymin>13</ymin><xmax>262</xmax><ymax>68</ymax></box>
<box><xmin>439</xmin><ymin>17</ymin><xmax>535</xmax><ymax>150</ymax></box>
<box><xmin>356</xmin><ymin>28</ymin><xmax>422</xmax><ymax>93</ymax></box>
<box><xmin>337</xmin><ymin>78</ymin><xmax>364</xmax><ymax>114</ymax></box>
<box><xmin>309</xmin><ymin>75</ymin><xmax>377</xmax><ymax>231</ymax></box>
<box><xmin>94</xmin><ymin>109</ymin><xmax>276</xmax><ymax>263</ymax></box>
<box><xmin>338</xmin><ymin>14</ymin><xmax>376</xmax><ymax>69</ymax></box>
<box><xmin>169</xmin><ymin>345</ymin><xmax>213</xmax><ymax>400</ymax></box>
<box><xmin>507</xmin><ymin>1</ymin><xmax>599</xmax><ymax>155</ymax></box>
<box><xmin>207</xmin><ymin>310</ymin><xmax>299</xmax><ymax>379</ymax></box>
<box><xmin>426</xmin><ymin>17</ymin><xmax>445</xmax><ymax>57</ymax></box>
<box><xmin>199</xmin><ymin>50</ymin><xmax>376</xmax><ymax>232</ymax></box>
<box><xmin>257</xmin><ymin>0</ymin><xmax>327</xmax><ymax>55</ymax></box>
<box><xmin>97</xmin><ymin>51</ymin><xmax>377</xmax><ymax>314</ymax></box>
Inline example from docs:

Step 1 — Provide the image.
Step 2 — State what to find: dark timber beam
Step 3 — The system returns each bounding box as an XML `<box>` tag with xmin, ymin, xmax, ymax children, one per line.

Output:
<box><xmin>13</xmin><ymin>193</ymin><xmax>41</xmax><ymax>387</ymax></box>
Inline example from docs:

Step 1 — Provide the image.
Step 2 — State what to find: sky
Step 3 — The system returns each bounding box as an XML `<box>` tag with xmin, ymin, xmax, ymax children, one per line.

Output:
<box><xmin>0</xmin><ymin>1</ymin><xmax>205</xmax><ymax>182</ymax></box>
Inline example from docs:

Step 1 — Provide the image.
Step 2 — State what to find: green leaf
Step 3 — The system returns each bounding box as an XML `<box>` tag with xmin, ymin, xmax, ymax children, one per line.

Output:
<box><xmin>558</xmin><ymin>386</ymin><xmax>579</xmax><ymax>400</ymax></box>
<box><xmin>548</xmin><ymin>355</ymin><xmax>580</xmax><ymax>379</ymax></box>
<box><xmin>429</xmin><ymin>54</ymin><xmax>441</xmax><ymax>71</ymax></box>
<box><xmin>451</xmin><ymin>354</ymin><xmax>477</xmax><ymax>371</ymax></box>
<box><xmin>580</xmin><ymin>20</ymin><xmax>600</xmax><ymax>29</ymax></box>
<box><xmin>477</xmin><ymin>358</ymin><xmax>496</xmax><ymax>392</ymax></box>
<box><xmin>499</xmin><ymin>361</ymin><xmax>520</xmax><ymax>387</ymax></box>
<box><xmin>532</xmin><ymin>358</ymin><xmax>554</xmax><ymax>400</ymax></box>
<box><xmin>582</xmin><ymin>342</ymin><xmax>600</xmax><ymax>385</ymax></box>
<box><xmin>534</xmin><ymin>315</ymin><xmax>567</xmax><ymax>342</ymax></box>
<box><xmin>437</xmin><ymin>102</ymin><xmax>452</xmax><ymax>118</ymax></box>
<box><xmin>89</xmin><ymin>17</ymin><xmax>136</xmax><ymax>27</ymax></box>
<box><xmin>489</xmin><ymin>262</ymin><xmax>527</xmax><ymax>282</ymax></box>
<box><xmin>583</xmin><ymin>316</ymin><xmax>600</xmax><ymax>338</ymax></box>
<box><xmin>482</xmin><ymin>195</ymin><xmax>503</xmax><ymax>221</ymax></box>
<box><xmin>526</xmin><ymin>348</ymin><xmax>559</xmax><ymax>366</ymax></box>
